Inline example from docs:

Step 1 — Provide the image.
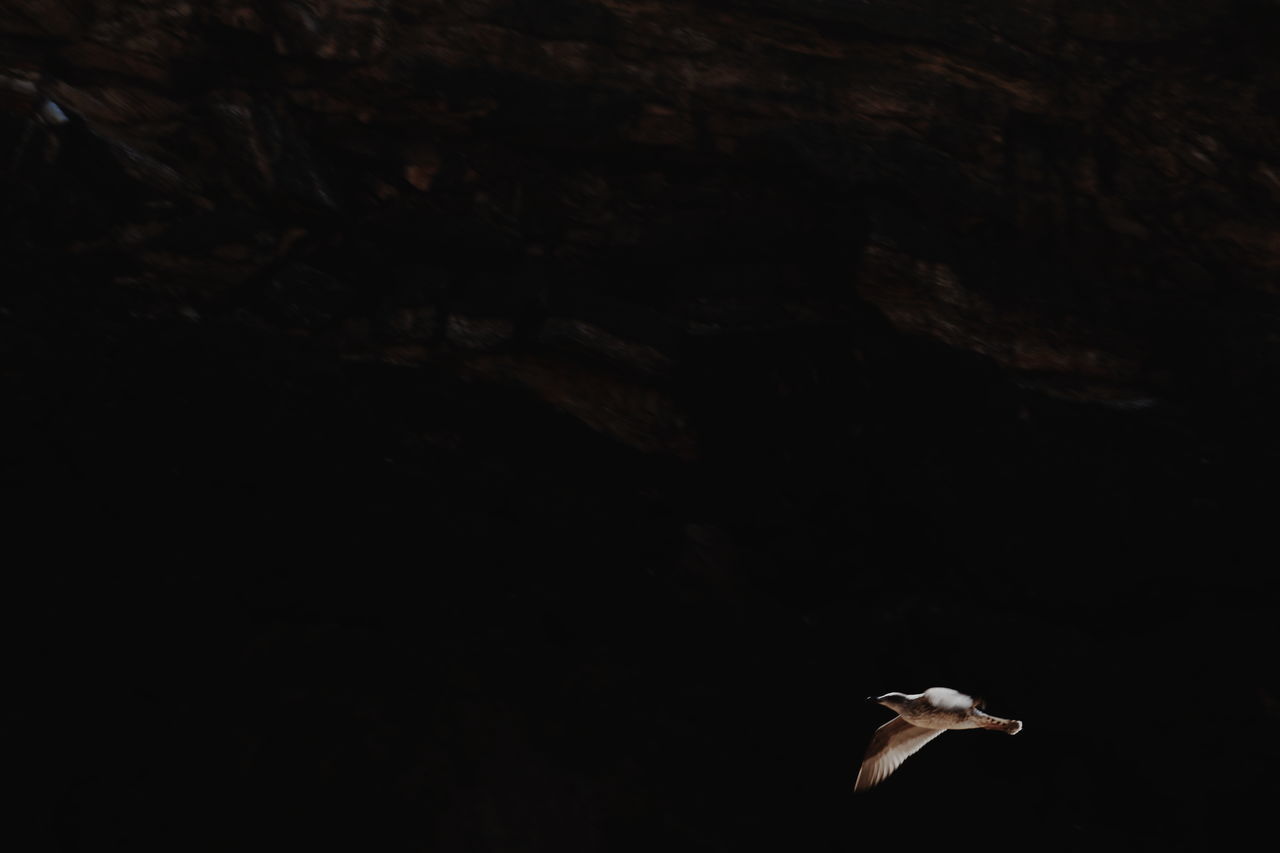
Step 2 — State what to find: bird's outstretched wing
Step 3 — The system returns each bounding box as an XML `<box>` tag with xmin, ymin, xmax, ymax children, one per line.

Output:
<box><xmin>854</xmin><ymin>716</ymin><xmax>945</xmax><ymax>792</ymax></box>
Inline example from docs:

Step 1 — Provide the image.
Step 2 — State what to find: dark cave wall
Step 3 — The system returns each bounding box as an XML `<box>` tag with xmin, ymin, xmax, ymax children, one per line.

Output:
<box><xmin>5</xmin><ymin>1</ymin><xmax>1280</xmax><ymax>432</ymax></box>
<box><xmin>5</xmin><ymin>3</ymin><xmax>1280</xmax><ymax>852</ymax></box>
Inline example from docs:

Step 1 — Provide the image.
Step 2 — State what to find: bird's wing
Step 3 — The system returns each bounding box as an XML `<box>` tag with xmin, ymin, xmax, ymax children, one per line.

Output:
<box><xmin>923</xmin><ymin>687</ymin><xmax>975</xmax><ymax>710</ymax></box>
<box><xmin>854</xmin><ymin>716</ymin><xmax>945</xmax><ymax>792</ymax></box>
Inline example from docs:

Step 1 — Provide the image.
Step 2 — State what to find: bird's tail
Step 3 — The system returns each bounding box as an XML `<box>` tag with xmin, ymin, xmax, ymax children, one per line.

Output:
<box><xmin>980</xmin><ymin>716</ymin><xmax>1023</xmax><ymax>735</ymax></box>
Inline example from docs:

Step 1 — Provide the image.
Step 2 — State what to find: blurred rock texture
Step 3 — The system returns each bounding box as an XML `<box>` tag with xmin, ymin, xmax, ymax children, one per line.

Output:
<box><xmin>6</xmin><ymin>1</ymin><xmax>1280</xmax><ymax>441</ymax></box>
<box><xmin>5</xmin><ymin>2</ymin><xmax>1280</xmax><ymax>852</ymax></box>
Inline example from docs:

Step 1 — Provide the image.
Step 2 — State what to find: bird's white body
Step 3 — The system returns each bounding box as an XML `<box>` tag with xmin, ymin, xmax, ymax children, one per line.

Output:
<box><xmin>854</xmin><ymin>687</ymin><xmax>1022</xmax><ymax>791</ymax></box>
<box><xmin>920</xmin><ymin>687</ymin><xmax>974</xmax><ymax>711</ymax></box>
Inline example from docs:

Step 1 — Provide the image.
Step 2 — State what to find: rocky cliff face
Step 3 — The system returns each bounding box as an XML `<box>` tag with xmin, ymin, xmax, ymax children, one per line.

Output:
<box><xmin>6</xmin><ymin>3</ymin><xmax>1280</xmax><ymax>852</ymax></box>
<box><xmin>7</xmin><ymin>1</ymin><xmax>1280</xmax><ymax>446</ymax></box>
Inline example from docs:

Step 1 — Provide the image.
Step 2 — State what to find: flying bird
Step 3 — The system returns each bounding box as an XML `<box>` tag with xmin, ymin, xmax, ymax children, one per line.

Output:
<box><xmin>855</xmin><ymin>687</ymin><xmax>1022</xmax><ymax>792</ymax></box>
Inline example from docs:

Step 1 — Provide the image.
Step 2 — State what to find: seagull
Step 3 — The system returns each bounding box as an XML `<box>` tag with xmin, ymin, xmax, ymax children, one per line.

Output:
<box><xmin>854</xmin><ymin>687</ymin><xmax>1022</xmax><ymax>792</ymax></box>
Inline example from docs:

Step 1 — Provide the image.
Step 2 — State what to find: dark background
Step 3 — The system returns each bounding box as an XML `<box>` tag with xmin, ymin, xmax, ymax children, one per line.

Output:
<box><xmin>5</xmin><ymin>2</ymin><xmax>1280</xmax><ymax>851</ymax></box>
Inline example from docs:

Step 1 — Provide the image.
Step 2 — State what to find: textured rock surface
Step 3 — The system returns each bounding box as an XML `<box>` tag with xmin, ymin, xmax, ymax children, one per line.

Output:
<box><xmin>5</xmin><ymin>3</ymin><xmax>1280</xmax><ymax>851</ymax></box>
<box><xmin>5</xmin><ymin>0</ymin><xmax>1280</xmax><ymax>441</ymax></box>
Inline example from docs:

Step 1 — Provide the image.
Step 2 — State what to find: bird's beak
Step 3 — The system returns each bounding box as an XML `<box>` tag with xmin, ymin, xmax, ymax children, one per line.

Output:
<box><xmin>866</xmin><ymin>696</ymin><xmax>878</xmax><ymax>704</ymax></box>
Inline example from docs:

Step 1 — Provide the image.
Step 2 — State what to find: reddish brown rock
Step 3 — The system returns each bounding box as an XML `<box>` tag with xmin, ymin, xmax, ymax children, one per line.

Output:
<box><xmin>3</xmin><ymin>0</ymin><xmax>1280</xmax><ymax>451</ymax></box>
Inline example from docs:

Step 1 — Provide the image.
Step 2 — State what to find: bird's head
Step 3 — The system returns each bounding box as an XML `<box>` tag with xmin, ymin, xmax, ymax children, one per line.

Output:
<box><xmin>869</xmin><ymin>692</ymin><xmax>908</xmax><ymax>711</ymax></box>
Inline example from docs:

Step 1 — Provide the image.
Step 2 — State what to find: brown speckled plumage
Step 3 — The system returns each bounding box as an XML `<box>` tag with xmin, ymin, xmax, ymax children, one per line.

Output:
<box><xmin>854</xmin><ymin>687</ymin><xmax>1022</xmax><ymax>791</ymax></box>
